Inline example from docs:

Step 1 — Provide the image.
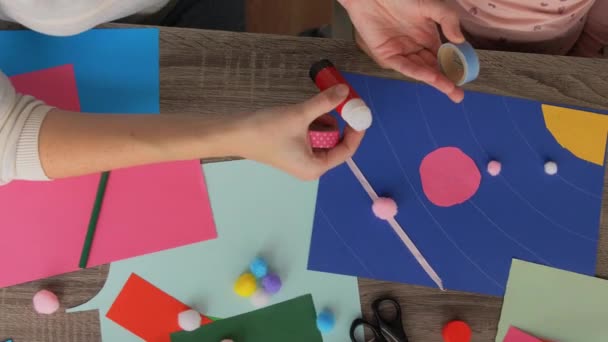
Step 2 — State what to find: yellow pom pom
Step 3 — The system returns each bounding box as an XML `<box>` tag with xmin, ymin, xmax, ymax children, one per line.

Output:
<box><xmin>234</xmin><ymin>273</ymin><xmax>257</xmax><ymax>297</ymax></box>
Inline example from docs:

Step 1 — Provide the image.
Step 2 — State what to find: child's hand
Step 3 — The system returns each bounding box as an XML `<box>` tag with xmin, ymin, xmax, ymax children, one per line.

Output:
<box><xmin>234</xmin><ymin>85</ymin><xmax>365</xmax><ymax>180</ymax></box>
<box><xmin>340</xmin><ymin>0</ymin><xmax>466</xmax><ymax>103</ymax></box>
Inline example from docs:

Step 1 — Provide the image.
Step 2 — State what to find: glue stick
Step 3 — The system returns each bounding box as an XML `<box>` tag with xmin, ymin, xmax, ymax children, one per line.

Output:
<box><xmin>309</xmin><ymin>59</ymin><xmax>372</xmax><ymax>131</ymax></box>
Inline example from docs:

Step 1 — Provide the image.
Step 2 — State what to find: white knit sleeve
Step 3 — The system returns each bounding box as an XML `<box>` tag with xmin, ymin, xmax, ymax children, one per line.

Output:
<box><xmin>0</xmin><ymin>70</ymin><xmax>52</xmax><ymax>184</ymax></box>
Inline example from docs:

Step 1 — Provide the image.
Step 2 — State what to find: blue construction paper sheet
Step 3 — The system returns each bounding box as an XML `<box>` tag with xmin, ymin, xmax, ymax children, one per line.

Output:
<box><xmin>0</xmin><ymin>28</ymin><xmax>159</xmax><ymax>114</ymax></box>
<box><xmin>308</xmin><ymin>73</ymin><xmax>606</xmax><ymax>296</ymax></box>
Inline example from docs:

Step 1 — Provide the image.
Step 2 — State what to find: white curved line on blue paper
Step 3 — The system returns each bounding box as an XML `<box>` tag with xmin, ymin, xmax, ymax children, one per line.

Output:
<box><xmin>462</xmin><ymin>102</ymin><xmax>596</xmax><ymax>242</ymax></box>
<box><xmin>501</xmin><ymin>97</ymin><xmax>601</xmax><ymax>200</ymax></box>
<box><xmin>498</xmin><ymin>178</ymin><xmax>595</xmax><ymax>242</ymax></box>
<box><xmin>365</xmin><ymin>79</ymin><xmax>504</xmax><ymax>291</ymax></box>
<box><xmin>557</xmin><ymin>175</ymin><xmax>603</xmax><ymax>200</ymax></box>
<box><xmin>416</xmin><ymin>86</ymin><xmax>551</xmax><ymax>266</ymax></box>
<box><xmin>412</xmin><ymin>84</ymin><xmax>554</xmax><ymax>265</ymax></box>
<box><xmin>414</xmin><ymin>84</ymin><xmax>438</xmax><ymax>147</ymax></box>
<box><xmin>468</xmin><ymin>200</ymin><xmax>553</xmax><ymax>265</ymax></box>
<box><xmin>318</xmin><ymin>207</ymin><xmax>376</xmax><ymax>278</ymax></box>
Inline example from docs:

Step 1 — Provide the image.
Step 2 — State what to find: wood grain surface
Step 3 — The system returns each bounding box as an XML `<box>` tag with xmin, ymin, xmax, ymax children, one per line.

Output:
<box><xmin>246</xmin><ymin>0</ymin><xmax>332</xmax><ymax>35</ymax></box>
<box><xmin>1</xmin><ymin>25</ymin><xmax>608</xmax><ymax>342</ymax></box>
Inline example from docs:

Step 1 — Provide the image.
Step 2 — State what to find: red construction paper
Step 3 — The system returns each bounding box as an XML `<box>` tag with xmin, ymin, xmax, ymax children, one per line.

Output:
<box><xmin>0</xmin><ymin>65</ymin><xmax>217</xmax><ymax>287</ymax></box>
<box><xmin>9</xmin><ymin>64</ymin><xmax>81</xmax><ymax>111</ymax></box>
<box><xmin>107</xmin><ymin>274</ymin><xmax>213</xmax><ymax>342</ymax></box>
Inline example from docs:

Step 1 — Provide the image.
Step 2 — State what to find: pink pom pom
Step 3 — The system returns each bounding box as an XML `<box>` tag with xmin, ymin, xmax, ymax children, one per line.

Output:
<box><xmin>487</xmin><ymin>160</ymin><xmax>501</xmax><ymax>176</ymax></box>
<box><xmin>33</xmin><ymin>289</ymin><xmax>60</xmax><ymax>314</ymax></box>
<box><xmin>372</xmin><ymin>197</ymin><xmax>398</xmax><ymax>220</ymax></box>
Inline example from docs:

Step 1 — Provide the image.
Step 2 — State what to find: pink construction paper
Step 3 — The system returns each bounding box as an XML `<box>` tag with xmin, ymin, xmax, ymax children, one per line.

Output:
<box><xmin>87</xmin><ymin>161</ymin><xmax>216</xmax><ymax>266</ymax></box>
<box><xmin>503</xmin><ymin>326</ymin><xmax>546</xmax><ymax>342</ymax></box>
<box><xmin>0</xmin><ymin>65</ymin><xmax>216</xmax><ymax>288</ymax></box>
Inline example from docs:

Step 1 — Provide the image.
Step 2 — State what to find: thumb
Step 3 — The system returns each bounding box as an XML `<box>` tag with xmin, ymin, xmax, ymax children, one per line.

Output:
<box><xmin>423</xmin><ymin>1</ymin><xmax>465</xmax><ymax>44</ymax></box>
<box><xmin>301</xmin><ymin>84</ymin><xmax>349</xmax><ymax>122</ymax></box>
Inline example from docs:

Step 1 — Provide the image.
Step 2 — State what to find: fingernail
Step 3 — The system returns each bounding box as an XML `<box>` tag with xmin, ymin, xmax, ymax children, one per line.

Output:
<box><xmin>336</xmin><ymin>84</ymin><xmax>349</xmax><ymax>97</ymax></box>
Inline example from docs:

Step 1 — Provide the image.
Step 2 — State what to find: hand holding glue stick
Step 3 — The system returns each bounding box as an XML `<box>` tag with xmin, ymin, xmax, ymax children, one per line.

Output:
<box><xmin>310</xmin><ymin>59</ymin><xmax>373</xmax><ymax>131</ymax></box>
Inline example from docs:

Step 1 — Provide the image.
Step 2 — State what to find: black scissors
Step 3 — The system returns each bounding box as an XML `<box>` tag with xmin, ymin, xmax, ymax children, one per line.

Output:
<box><xmin>350</xmin><ymin>297</ymin><xmax>408</xmax><ymax>342</ymax></box>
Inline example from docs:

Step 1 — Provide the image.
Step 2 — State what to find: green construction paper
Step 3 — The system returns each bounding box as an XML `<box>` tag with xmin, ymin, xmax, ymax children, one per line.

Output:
<box><xmin>171</xmin><ymin>295</ymin><xmax>322</xmax><ymax>342</ymax></box>
<box><xmin>69</xmin><ymin>160</ymin><xmax>361</xmax><ymax>342</ymax></box>
<box><xmin>79</xmin><ymin>170</ymin><xmax>111</xmax><ymax>269</ymax></box>
<box><xmin>496</xmin><ymin>259</ymin><xmax>608</xmax><ymax>342</ymax></box>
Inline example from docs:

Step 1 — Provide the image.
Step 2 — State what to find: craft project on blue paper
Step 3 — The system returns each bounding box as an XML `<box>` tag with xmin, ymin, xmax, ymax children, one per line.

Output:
<box><xmin>308</xmin><ymin>73</ymin><xmax>608</xmax><ymax>296</ymax></box>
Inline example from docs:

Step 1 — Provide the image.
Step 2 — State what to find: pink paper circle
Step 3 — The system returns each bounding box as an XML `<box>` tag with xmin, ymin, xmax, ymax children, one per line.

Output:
<box><xmin>419</xmin><ymin>147</ymin><xmax>481</xmax><ymax>207</ymax></box>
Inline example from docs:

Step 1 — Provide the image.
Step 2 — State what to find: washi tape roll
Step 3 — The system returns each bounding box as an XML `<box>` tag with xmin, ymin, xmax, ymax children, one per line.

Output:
<box><xmin>309</xmin><ymin>114</ymin><xmax>340</xmax><ymax>149</ymax></box>
<box><xmin>437</xmin><ymin>42</ymin><xmax>480</xmax><ymax>86</ymax></box>
<box><xmin>309</xmin><ymin>130</ymin><xmax>340</xmax><ymax>149</ymax></box>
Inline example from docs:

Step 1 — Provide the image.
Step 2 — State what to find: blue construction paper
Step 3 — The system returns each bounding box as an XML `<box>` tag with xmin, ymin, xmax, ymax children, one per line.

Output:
<box><xmin>0</xmin><ymin>28</ymin><xmax>159</xmax><ymax>114</ymax></box>
<box><xmin>308</xmin><ymin>73</ymin><xmax>606</xmax><ymax>296</ymax></box>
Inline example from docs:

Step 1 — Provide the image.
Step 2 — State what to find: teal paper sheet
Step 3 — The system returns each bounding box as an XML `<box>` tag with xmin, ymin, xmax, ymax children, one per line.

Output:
<box><xmin>496</xmin><ymin>259</ymin><xmax>608</xmax><ymax>341</ymax></box>
<box><xmin>69</xmin><ymin>160</ymin><xmax>361</xmax><ymax>342</ymax></box>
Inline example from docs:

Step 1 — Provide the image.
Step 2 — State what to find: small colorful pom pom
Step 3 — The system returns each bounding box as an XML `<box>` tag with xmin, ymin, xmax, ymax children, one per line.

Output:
<box><xmin>261</xmin><ymin>273</ymin><xmax>282</xmax><ymax>295</ymax></box>
<box><xmin>249</xmin><ymin>257</ymin><xmax>268</xmax><ymax>279</ymax></box>
<box><xmin>544</xmin><ymin>161</ymin><xmax>558</xmax><ymax>175</ymax></box>
<box><xmin>316</xmin><ymin>311</ymin><xmax>336</xmax><ymax>333</ymax></box>
<box><xmin>178</xmin><ymin>309</ymin><xmax>201</xmax><ymax>331</ymax></box>
<box><xmin>372</xmin><ymin>197</ymin><xmax>398</xmax><ymax>220</ymax></box>
<box><xmin>442</xmin><ymin>320</ymin><xmax>472</xmax><ymax>342</ymax></box>
<box><xmin>250</xmin><ymin>289</ymin><xmax>271</xmax><ymax>308</ymax></box>
<box><xmin>234</xmin><ymin>273</ymin><xmax>257</xmax><ymax>297</ymax></box>
<box><xmin>487</xmin><ymin>160</ymin><xmax>501</xmax><ymax>176</ymax></box>
<box><xmin>33</xmin><ymin>289</ymin><xmax>60</xmax><ymax>314</ymax></box>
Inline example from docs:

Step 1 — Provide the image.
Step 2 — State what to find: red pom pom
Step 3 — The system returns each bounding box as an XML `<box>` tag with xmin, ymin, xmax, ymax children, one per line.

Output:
<box><xmin>442</xmin><ymin>320</ymin><xmax>472</xmax><ymax>342</ymax></box>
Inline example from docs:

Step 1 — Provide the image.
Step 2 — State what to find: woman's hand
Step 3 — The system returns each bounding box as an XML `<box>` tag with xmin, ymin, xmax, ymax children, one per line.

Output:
<box><xmin>36</xmin><ymin>85</ymin><xmax>362</xmax><ymax>182</ymax></box>
<box><xmin>340</xmin><ymin>0</ymin><xmax>466</xmax><ymax>103</ymax></box>
<box><xmin>234</xmin><ymin>84</ymin><xmax>364</xmax><ymax>181</ymax></box>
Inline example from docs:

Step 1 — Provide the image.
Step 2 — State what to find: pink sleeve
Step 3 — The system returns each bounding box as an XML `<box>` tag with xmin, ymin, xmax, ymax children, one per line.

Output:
<box><xmin>570</xmin><ymin>0</ymin><xmax>608</xmax><ymax>57</ymax></box>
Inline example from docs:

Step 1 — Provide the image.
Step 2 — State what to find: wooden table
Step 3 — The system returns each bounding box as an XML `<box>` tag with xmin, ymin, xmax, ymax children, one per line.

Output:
<box><xmin>2</xmin><ymin>25</ymin><xmax>608</xmax><ymax>342</ymax></box>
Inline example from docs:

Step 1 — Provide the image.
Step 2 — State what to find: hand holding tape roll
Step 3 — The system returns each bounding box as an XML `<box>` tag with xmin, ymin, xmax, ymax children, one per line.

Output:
<box><xmin>437</xmin><ymin>41</ymin><xmax>480</xmax><ymax>86</ymax></box>
<box><xmin>308</xmin><ymin>43</ymin><xmax>478</xmax><ymax>138</ymax></box>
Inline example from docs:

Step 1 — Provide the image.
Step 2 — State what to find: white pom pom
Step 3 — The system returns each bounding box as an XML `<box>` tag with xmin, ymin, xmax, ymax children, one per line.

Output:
<box><xmin>544</xmin><ymin>161</ymin><xmax>558</xmax><ymax>175</ymax></box>
<box><xmin>178</xmin><ymin>309</ymin><xmax>201</xmax><ymax>331</ymax></box>
<box><xmin>250</xmin><ymin>289</ymin><xmax>271</xmax><ymax>308</ymax></box>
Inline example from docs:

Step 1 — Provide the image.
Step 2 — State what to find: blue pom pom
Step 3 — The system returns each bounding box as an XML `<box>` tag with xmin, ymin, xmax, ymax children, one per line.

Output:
<box><xmin>249</xmin><ymin>257</ymin><xmax>268</xmax><ymax>279</ymax></box>
<box><xmin>316</xmin><ymin>311</ymin><xmax>335</xmax><ymax>334</ymax></box>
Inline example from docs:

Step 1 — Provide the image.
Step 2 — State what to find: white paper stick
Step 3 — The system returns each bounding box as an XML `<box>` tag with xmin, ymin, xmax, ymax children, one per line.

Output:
<box><xmin>345</xmin><ymin>158</ymin><xmax>445</xmax><ymax>291</ymax></box>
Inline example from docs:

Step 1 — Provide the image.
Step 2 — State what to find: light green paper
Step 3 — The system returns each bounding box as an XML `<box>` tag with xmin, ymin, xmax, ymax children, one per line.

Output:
<box><xmin>496</xmin><ymin>259</ymin><xmax>608</xmax><ymax>342</ymax></box>
<box><xmin>171</xmin><ymin>295</ymin><xmax>322</xmax><ymax>342</ymax></box>
<box><xmin>69</xmin><ymin>160</ymin><xmax>361</xmax><ymax>342</ymax></box>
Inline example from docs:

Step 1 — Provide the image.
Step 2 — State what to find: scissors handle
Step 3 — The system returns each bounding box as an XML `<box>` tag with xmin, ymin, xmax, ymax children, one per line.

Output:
<box><xmin>350</xmin><ymin>318</ymin><xmax>387</xmax><ymax>342</ymax></box>
<box><xmin>372</xmin><ymin>298</ymin><xmax>409</xmax><ymax>342</ymax></box>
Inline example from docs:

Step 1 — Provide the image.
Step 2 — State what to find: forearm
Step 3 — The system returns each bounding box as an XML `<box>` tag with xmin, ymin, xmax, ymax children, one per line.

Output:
<box><xmin>39</xmin><ymin>109</ymin><xmax>243</xmax><ymax>179</ymax></box>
